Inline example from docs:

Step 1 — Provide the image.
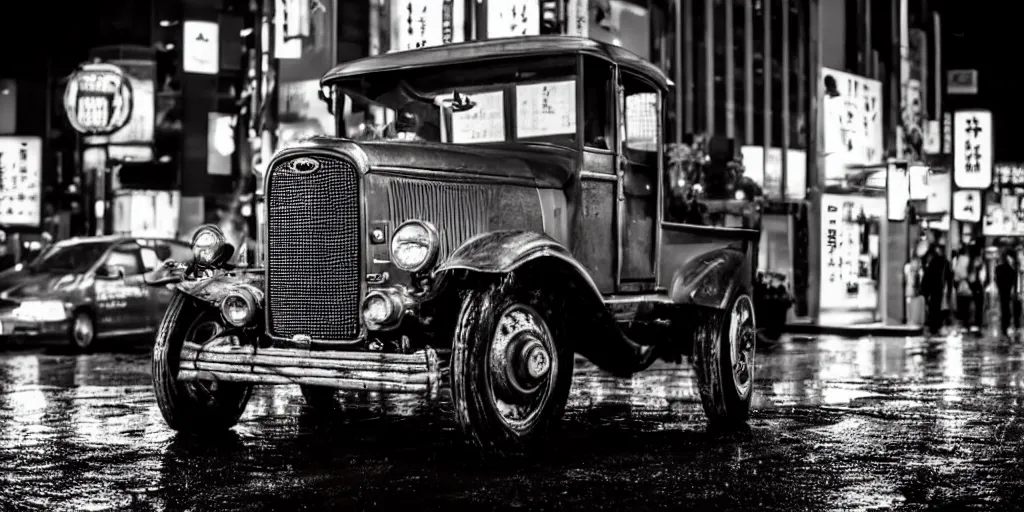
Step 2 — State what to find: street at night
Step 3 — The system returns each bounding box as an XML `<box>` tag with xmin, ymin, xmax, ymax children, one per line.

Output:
<box><xmin>2</xmin><ymin>333</ymin><xmax>1023</xmax><ymax>511</ymax></box>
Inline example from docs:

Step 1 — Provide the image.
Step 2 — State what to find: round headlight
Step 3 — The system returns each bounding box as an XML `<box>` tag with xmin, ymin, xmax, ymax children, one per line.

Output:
<box><xmin>221</xmin><ymin>292</ymin><xmax>254</xmax><ymax>327</ymax></box>
<box><xmin>192</xmin><ymin>225</ymin><xmax>226</xmax><ymax>265</ymax></box>
<box><xmin>390</xmin><ymin>220</ymin><xmax>439</xmax><ymax>273</ymax></box>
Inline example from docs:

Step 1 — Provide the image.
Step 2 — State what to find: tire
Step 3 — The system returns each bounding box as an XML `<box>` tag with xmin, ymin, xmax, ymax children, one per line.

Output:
<box><xmin>300</xmin><ymin>385</ymin><xmax>337</xmax><ymax>409</ymax></box>
<box><xmin>450</xmin><ymin>276</ymin><xmax>574</xmax><ymax>456</ymax></box>
<box><xmin>692</xmin><ymin>292</ymin><xmax>756</xmax><ymax>426</ymax></box>
<box><xmin>152</xmin><ymin>291</ymin><xmax>253</xmax><ymax>433</ymax></box>
<box><xmin>68</xmin><ymin>310</ymin><xmax>96</xmax><ymax>352</ymax></box>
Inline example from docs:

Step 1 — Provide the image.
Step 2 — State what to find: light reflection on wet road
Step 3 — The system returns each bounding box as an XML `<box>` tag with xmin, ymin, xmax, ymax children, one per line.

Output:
<box><xmin>2</xmin><ymin>333</ymin><xmax>1024</xmax><ymax>511</ymax></box>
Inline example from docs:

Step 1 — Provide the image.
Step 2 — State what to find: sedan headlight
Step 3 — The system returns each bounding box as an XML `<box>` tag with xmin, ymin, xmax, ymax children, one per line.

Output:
<box><xmin>220</xmin><ymin>290</ymin><xmax>257</xmax><ymax>327</ymax></box>
<box><xmin>192</xmin><ymin>224</ymin><xmax>227</xmax><ymax>265</ymax></box>
<box><xmin>13</xmin><ymin>300</ymin><xmax>69</xmax><ymax>322</ymax></box>
<box><xmin>390</xmin><ymin>220</ymin><xmax>439</xmax><ymax>273</ymax></box>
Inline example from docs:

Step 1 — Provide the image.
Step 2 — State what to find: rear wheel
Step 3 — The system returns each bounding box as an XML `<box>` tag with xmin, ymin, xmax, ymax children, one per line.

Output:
<box><xmin>152</xmin><ymin>292</ymin><xmax>253</xmax><ymax>433</ymax></box>
<box><xmin>692</xmin><ymin>293</ymin><xmax>756</xmax><ymax>426</ymax></box>
<box><xmin>450</xmin><ymin>277</ymin><xmax>574</xmax><ymax>456</ymax></box>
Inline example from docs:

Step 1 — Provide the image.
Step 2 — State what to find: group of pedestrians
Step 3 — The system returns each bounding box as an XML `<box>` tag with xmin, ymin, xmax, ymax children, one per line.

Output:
<box><xmin>911</xmin><ymin>236</ymin><xmax>1022</xmax><ymax>337</ymax></box>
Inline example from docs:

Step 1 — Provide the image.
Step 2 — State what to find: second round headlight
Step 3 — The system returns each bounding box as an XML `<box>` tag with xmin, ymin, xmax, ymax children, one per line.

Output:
<box><xmin>390</xmin><ymin>220</ymin><xmax>439</xmax><ymax>272</ymax></box>
<box><xmin>220</xmin><ymin>291</ymin><xmax>256</xmax><ymax>326</ymax></box>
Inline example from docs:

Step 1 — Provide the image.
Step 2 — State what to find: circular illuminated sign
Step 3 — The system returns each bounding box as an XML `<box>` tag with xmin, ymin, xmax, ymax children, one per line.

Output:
<box><xmin>63</xmin><ymin>63</ymin><xmax>133</xmax><ymax>135</ymax></box>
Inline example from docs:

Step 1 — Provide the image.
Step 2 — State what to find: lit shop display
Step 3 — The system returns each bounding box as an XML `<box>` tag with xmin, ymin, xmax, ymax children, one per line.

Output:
<box><xmin>820</xmin><ymin>193</ymin><xmax>884</xmax><ymax>315</ymax></box>
<box><xmin>0</xmin><ymin>137</ymin><xmax>43</xmax><ymax>228</ymax></box>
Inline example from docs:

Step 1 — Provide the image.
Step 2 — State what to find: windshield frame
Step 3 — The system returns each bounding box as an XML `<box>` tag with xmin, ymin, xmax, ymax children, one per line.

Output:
<box><xmin>332</xmin><ymin>54</ymin><xmax>587</xmax><ymax>152</ymax></box>
<box><xmin>28</xmin><ymin>241</ymin><xmax>111</xmax><ymax>275</ymax></box>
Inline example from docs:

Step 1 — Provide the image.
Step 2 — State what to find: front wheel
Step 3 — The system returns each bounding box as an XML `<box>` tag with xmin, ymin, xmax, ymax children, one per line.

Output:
<box><xmin>692</xmin><ymin>293</ymin><xmax>756</xmax><ymax>426</ymax></box>
<box><xmin>68</xmin><ymin>310</ymin><xmax>96</xmax><ymax>352</ymax></box>
<box><xmin>450</xmin><ymin>277</ymin><xmax>574</xmax><ymax>456</ymax></box>
<box><xmin>152</xmin><ymin>292</ymin><xmax>253</xmax><ymax>433</ymax></box>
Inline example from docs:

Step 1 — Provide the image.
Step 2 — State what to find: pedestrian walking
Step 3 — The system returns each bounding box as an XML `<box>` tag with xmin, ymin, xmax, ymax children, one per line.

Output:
<box><xmin>921</xmin><ymin>242</ymin><xmax>950</xmax><ymax>335</ymax></box>
<box><xmin>996</xmin><ymin>248</ymin><xmax>1019</xmax><ymax>336</ymax></box>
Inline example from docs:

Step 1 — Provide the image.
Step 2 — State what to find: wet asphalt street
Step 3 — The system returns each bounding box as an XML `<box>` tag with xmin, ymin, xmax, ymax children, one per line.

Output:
<box><xmin>1</xmin><ymin>333</ymin><xmax>1023</xmax><ymax>511</ymax></box>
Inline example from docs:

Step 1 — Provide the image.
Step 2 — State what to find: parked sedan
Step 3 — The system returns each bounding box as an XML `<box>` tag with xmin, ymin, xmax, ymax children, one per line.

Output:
<box><xmin>0</xmin><ymin>235</ymin><xmax>192</xmax><ymax>350</ymax></box>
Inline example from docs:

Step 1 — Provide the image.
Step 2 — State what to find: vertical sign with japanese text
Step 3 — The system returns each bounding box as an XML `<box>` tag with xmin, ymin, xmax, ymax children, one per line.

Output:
<box><xmin>487</xmin><ymin>0</ymin><xmax>540</xmax><ymax>39</ymax></box>
<box><xmin>821</xmin><ymin>68</ymin><xmax>884</xmax><ymax>182</ymax></box>
<box><xmin>0</xmin><ymin>136</ymin><xmax>42</xmax><ymax>227</ymax></box>
<box><xmin>953</xmin><ymin>110</ymin><xmax>993</xmax><ymax>189</ymax></box>
<box><xmin>953</xmin><ymin>190</ymin><xmax>981</xmax><ymax>222</ymax></box>
<box><xmin>392</xmin><ymin>0</ymin><xmax>462</xmax><ymax>51</ymax></box>
<box><xmin>183</xmin><ymin>21</ymin><xmax>219</xmax><ymax>75</ymax></box>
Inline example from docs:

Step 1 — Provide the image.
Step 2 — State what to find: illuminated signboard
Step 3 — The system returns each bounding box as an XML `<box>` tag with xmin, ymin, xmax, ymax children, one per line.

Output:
<box><xmin>63</xmin><ymin>63</ymin><xmax>133</xmax><ymax>135</ymax></box>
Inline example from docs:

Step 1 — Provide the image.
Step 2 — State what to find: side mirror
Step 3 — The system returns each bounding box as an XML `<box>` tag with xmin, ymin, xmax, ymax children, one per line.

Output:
<box><xmin>96</xmin><ymin>265</ymin><xmax>126</xmax><ymax>281</ymax></box>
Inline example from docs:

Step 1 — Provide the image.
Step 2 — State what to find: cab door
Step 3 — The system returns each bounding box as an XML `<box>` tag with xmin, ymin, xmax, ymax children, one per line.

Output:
<box><xmin>616</xmin><ymin>71</ymin><xmax>662</xmax><ymax>291</ymax></box>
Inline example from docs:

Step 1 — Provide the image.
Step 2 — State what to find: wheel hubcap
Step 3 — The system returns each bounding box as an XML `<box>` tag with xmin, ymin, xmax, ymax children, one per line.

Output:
<box><xmin>729</xmin><ymin>295</ymin><xmax>756</xmax><ymax>399</ymax></box>
<box><xmin>74</xmin><ymin>316</ymin><xmax>93</xmax><ymax>346</ymax></box>
<box><xmin>486</xmin><ymin>304</ymin><xmax>557</xmax><ymax>433</ymax></box>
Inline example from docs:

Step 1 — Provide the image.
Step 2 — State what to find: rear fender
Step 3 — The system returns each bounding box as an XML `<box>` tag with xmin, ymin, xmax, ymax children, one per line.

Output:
<box><xmin>667</xmin><ymin>248</ymin><xmax>751</xmax><ymax>309</ymax></box>
<box><xmin>176</xmin><ymin>269</ymin><xmax>265</xmax><ymax>308</ymax></box>
<box><xmin>434</xmin><ymin>231</ymin><xmax>644</xmax><ymax>377</ymax></box>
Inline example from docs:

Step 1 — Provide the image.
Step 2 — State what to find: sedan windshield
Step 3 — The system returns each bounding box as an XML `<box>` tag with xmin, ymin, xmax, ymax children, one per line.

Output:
<box><xmin>29</xmin><ymin>242</ymin><xmax>109</xmax><ymax>274</ymax></box>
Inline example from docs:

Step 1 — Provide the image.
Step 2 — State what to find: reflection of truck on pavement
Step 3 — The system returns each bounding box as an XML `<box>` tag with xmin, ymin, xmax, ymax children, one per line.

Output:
<box><xmin>148</xmin><ymin>36</ymin><xmax>761</xmax><ymax>456</ymax></box>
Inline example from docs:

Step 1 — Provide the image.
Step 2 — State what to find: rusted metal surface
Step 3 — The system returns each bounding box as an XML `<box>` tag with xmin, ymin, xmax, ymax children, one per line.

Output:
<box><xmin>177</xmin><ymin>340</ymin><xmax>445</xmax><ymax>396</ymax></box>
<box><xmin>176</xmin><ymin>269</ymin><xmax>265</xmax><ymax>306</ymax></box>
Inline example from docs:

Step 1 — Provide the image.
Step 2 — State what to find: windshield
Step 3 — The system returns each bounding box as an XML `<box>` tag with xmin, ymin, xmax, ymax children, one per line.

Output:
<box><xmin>29</xmin><ymin>242</ymin><xmax>109</xmax><ymax>274</ymax></box>
<box><xmin>336</xmin><ymin>56</ymin><xmax>579</xmax><ymax>148</ymax></box>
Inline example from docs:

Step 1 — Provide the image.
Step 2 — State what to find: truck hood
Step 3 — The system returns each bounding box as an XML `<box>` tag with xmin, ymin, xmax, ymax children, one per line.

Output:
<box><xmin>304</xmin><ymin>137</ymin><xmax>578</xmax><ymax>189</ymax></box>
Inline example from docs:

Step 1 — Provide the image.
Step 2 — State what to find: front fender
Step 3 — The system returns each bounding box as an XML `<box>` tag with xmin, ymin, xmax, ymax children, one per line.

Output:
<box><xmin>667</xmin><ymin>247</ymin><xmax>750</xmax><ymax>309</ymax></box>
<box><xmin>433</xmin><ymin>230</ymin><xmax>602</xmax><ymax>297</ymax></box>
<box><xmin>176</xmin><ymin>268</ymin><xmax>265</xmax><ymax>308</ymax></box>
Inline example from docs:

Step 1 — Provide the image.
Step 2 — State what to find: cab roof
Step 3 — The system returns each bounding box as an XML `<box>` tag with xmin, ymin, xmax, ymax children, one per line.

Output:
<box><xmin>321</xmin><ymin>36</ymin><xmax>672</xmax><ymax>91</ymax></box>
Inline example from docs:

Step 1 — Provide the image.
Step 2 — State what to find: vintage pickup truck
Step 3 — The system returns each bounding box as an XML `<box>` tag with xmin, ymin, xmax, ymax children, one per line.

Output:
<box><xmin>147</xmin><ymin>36</ymin><xmax>760</xmax><ymax>456</ymax></box>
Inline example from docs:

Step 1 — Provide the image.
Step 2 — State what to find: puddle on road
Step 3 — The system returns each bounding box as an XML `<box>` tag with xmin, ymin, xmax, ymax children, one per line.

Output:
<box><xmin>0</xmin><ymin>335</ymin><xmax>1023</xmax><ymax>510</ymax></box>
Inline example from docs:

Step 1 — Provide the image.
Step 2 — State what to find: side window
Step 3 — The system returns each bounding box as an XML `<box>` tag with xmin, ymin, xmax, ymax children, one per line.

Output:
<box><xmin>105</xmin><ymin>244</ymin><xmax>142</xmax><ymax>276</ymax></box>
<box><xmin>140</xmin><ymin>247</ymin><xmax>161</xmax><ymax>271</ymax></box>
<box><xmin>582</xmin><ymin>59</ymin><xmax>614</xmax><ymax>150</ymax></box>
<box><xmin>164</xmin><ymin>242</ymin><xmax>194</xmax><ymax>263</ymax></box>
<box><xmin>622</xmin><ymin>73</ymin><xmax>660</xmax><ymax>159</ymax></box>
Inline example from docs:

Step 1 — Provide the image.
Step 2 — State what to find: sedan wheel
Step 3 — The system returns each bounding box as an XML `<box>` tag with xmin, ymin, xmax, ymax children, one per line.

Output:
<box><xmin>69</xmin><ymin>312</ymin><xmax>95</xmax><ymax>351</ymax></box>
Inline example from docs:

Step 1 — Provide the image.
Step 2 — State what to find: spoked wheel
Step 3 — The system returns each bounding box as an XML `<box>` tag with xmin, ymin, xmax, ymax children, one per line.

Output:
<box><xmin>451</xmin><ymin>278</ymin><xmax>573</xmax><ymax>456</ymax></box>
<box><xmin>692</xmin><ymin>292</ymin><xmax>757</xmax><ymax>426</ymax></box>
<box><xmin>68</xmin><ymin>311</ymin><xmax>96</xmax><ymax>352</ymax></box>
<box><xmin>152</xmin><ymin>292</ymin><xmax>253</xmax><ymax>433</ymax></box>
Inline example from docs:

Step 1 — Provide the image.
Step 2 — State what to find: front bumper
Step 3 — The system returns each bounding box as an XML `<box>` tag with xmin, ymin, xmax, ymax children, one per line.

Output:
<box><xmin>0</xmin><ymin>314</ymin><xmax>68</xmax><ymax>339</ymax></box>
<box><xmin>177</xmin><ymin>341</ymin><xmax>446</xmax><ymax>399</ymax></box>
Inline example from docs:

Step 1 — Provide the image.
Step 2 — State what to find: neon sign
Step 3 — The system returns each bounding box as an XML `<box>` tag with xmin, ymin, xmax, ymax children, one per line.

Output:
<box><xmin>63</xmin><ymin>63</ymin><xmax>133</xmax><ymax>135</ymax></box>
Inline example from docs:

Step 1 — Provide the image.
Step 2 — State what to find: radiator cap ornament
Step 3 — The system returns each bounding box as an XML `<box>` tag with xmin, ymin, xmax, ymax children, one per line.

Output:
<box><xmin>283</xmin><ymin>157</ymin><xmax>319</xmax><ymax>174</ymax></box>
